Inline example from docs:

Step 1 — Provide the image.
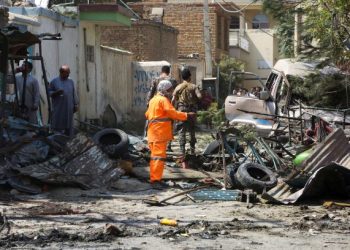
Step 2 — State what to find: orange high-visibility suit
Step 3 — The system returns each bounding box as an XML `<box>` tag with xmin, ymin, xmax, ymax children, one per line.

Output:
<box><xmin>145</xmin><ymin>94</ymin><xmax>188</xmax><ymax>182</ymax></box>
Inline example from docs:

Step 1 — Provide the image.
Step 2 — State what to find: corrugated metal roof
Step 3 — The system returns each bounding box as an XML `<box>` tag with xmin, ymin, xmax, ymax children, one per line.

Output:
<box><xmin>262</xmin><ymin>128</ymin><xmax>350</xmax><ymax>204</ymax></box>
<box><xmin>301</xmin><ymin>128</ymin><xmax>350</xmax><ymax>173</ymax></box>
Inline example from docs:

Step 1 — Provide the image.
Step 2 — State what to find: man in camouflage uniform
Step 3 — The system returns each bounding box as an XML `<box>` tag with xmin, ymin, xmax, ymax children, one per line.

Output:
<box><xmin>172</xmin><ymin>68</ymin><xmax>202</xmax><ymax>154</ymax></box>
<box><xmin>146</xmin><ymin>65</ymin><xmax>177</xmax><ymax>106</ymax></box>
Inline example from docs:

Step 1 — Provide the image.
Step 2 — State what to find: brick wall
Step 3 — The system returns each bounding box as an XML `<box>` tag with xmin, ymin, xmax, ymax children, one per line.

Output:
<box><xmin>100</xmin><ymin>19</ymin><xmax>178</xmax><ymax>62</ymax></box>
<box><xmin>130</xmin><ymin>2</ymin><xmax>230</xmax><ymax>62</ymax></box>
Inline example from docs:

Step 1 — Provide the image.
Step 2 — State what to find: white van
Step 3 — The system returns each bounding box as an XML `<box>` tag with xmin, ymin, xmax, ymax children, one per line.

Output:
<box><xmin>224</xmin><ymin>59</ymin><xmax>345</xmax><ymax>136</ymax></box>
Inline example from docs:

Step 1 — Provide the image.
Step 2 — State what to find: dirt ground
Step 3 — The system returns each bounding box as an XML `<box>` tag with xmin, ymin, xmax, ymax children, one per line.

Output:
<box><xmin>0</xmin><ymin>132</ymin><xmax>349</xmax><ymax>249</ymax></box>
<box><xmin>0</xmin><ymin>185</ymin><xmax>349</xmax><ymax>250</ymax></box>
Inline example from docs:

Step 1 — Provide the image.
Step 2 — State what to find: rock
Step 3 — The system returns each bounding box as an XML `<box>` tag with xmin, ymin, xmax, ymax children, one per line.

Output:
<box><xmin>104</xmin><ymin>224</ymin><xmax>124</xmax><ymax>236</ymax></box>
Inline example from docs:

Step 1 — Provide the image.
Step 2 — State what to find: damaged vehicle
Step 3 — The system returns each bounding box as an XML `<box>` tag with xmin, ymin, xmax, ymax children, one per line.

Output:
<box><xmin>224</xmin><ymin>59</ymin><xmax>350</xmax><ymax>137</ymax></box>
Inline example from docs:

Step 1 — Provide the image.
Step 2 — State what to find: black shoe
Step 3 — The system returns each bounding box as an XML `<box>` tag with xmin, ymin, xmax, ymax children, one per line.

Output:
<box><xmin>151</xmin><ymin>181</ymin><xmax>168</xmax><ymax>190</ymax></box>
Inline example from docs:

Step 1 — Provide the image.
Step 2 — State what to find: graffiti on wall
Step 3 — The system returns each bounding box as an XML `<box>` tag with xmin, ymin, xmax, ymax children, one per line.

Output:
<box><xmin>132</xmin><ymin>67</ymin><xmax>160</xmax><ymax>108</ymax></box>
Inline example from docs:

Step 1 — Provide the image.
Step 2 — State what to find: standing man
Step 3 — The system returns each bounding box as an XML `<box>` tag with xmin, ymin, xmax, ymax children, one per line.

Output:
<box><xmin>49</xmin><ymin>65</ymin><xmax>78</xmax><ymax>137</ymax></box>
<box><xmin>146</xmin><ymin>65</ymin><xmax>177</xmax><ymax>151</ymax></box>
<box><xmin>172</xmin><ymin>68</ymin><xmax>202</xmax><ymax>154</ymax></box>
<box><xmin>145</xmin><ymin>80</ymin><xmax>195</xmax><ymax>189</ymax></box>
<box><xmin>16</xmin><ymin>61</ymin><xmax>40</xmax><ymax>124</ymax></box>
<box><xmin>146</xmin><ymin>65</ymin><xmax>177</xmax><ymax>106</ymax></box>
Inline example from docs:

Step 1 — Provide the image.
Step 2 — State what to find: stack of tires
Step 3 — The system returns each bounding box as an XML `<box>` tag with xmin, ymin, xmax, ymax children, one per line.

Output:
<box><xmin>226</xmin><ymin>162</ymin><xmax>277</xmax><ymax>193</ymax></box>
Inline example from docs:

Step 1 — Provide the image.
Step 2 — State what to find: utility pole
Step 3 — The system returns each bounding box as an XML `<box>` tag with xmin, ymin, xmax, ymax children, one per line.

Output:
<box><xmin>203</xmin><ymin>0</ymin><xmax>213</xmax><ymax>77</ymax></box>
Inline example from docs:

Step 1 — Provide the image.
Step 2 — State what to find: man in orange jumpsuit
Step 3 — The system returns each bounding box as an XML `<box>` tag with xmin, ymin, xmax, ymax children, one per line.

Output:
<box><xmin>145</xmin><ymin>80</ymin><xmax>195</xmax><ymax>189</ymax></box>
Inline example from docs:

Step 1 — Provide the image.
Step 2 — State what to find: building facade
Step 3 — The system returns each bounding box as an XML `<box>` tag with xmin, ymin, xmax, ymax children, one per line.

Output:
<box><xmin>228</xmin><ymin>0</ymin><xmax>278</xmax><ymax>80</ymax></box>
<box><xmin>130</xmin><ymin>0</ymin><xmax>232</xmax><ymax>77</ymax></box>
<box><xmin>100</xmin><ymin>19</ymin><xmax>178</xmax><ymax>63</ymax></box>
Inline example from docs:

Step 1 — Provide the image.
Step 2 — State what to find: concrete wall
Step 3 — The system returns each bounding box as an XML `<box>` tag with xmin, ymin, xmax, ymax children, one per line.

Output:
<box><xmin>78</xmin><ymin>21</ymin><xmax>98</xmax><ymax>121</ymax></box>
<box><xmin>132</xmin><ymin>60</ymin><xmax>169</xmax><ymax>119</ymax></box>
<box><xmin>100</xmin><ymin>46</ymin><xmax>133</xmax><ymax>125</ymax></box>
<box><xmin>79</xmin><ymin>21</ymin><xmax>141</xmax><ymax>126</ymax></box>
<box><xmin>79</xmin><ymin>24</ymin><xmax>172</xmax><ymax>125</ymax></box>
<box><xmin>240</xmin><ymin>29</ymin><xmax>278</xmax><ymax>80</ymax></box>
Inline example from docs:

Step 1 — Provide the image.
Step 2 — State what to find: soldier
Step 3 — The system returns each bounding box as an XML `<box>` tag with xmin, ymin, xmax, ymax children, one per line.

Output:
<box><xmin>172</xmin><ymin>68</ymin><xmax>202</xmax><ymax>154</ymax></box>
<box><xmin>146</xmin><ymin>65</ymin><xmax>177</xmax><ymax>106</ymax></box>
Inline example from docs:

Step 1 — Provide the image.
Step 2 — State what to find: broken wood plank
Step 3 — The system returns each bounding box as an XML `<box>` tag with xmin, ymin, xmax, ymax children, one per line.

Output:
<box><xmin>132</xmin><ymin>166</ymin><xmax>210</xmax><ymax>180</ymax></box>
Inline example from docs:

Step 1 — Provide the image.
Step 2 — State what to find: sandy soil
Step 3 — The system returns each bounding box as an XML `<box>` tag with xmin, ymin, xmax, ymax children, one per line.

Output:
<box><xmin>0</xmin><ymin>183</ymin><xmax>349</xmax><ymax>250</ymax></box>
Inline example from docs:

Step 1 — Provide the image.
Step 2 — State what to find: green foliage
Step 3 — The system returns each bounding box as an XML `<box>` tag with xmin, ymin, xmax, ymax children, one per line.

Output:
<box><xmin>263</xmin><ymin>0</ymin><xmax>350</xmax><ymax>65</ymax></box>
<box><xmin>236</xmin><ymin>125</ymin><xmax>257</xmax><ymax>143</ymax></box>
<box><xmin>288</xmin><ymin>73</ymin><xmax>350</xmax><ymax>108</ymax></box>
<box><xmin>197</xmin><ymin>102</ymin><xmax>226</xmax><ymax>128</ymax></box>
<box><xmin>263</xmin><ymin>0</ymin><xmax>295</xmax><ymax>58</ymax></box>
<box><xmin>217</xmin><ymin>56</ymin><xmax>244</xmax><ymax>105</ymax></box>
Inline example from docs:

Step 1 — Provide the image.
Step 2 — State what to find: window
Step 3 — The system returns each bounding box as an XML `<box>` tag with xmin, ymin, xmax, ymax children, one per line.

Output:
<box><xmin>252</xmin><ymin>14</ymin><xmax>269</xmax><ymax>29</ymax></box>
<box><xmin>230</xmin><ymin>16</ymin><xmax>240</xmax><ymax>29</ymax></box>
<box><xmin>86</xmin><ymin>45</ymin><xmax>94</xmax><ymax>62</ymax></box>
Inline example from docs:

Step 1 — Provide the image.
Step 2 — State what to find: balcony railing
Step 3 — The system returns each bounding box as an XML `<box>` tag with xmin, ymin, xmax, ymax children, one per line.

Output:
<box><xmin>229</xmin><ymin>30</ymin><xmax>249</xmax><ymax>52</ymax></box>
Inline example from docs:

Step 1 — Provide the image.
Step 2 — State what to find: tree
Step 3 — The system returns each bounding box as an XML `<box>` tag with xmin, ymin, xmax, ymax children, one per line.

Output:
<box><xmin>263</xmin><ymin>0</ymin><xmax>350</xmax><ymax>68</ymax></box>
<box><xmin>262</xmin><ymin>0</ymin><xmax>296</xmax><ymax>58</ymax></box>
<box><xmin>217</xmin><ymin>55</ymin><xmax>244</xmax><ymax>105</ymax></box>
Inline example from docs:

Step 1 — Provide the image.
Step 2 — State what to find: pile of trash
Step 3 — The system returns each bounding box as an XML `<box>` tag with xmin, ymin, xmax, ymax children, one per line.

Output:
<box><xmin>0</xmin><ymin>117</ymin><xmax>126</xmax><ymax>194</ymax></box>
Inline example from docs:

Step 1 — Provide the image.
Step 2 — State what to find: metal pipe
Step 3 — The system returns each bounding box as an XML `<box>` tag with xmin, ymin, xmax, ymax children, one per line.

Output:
<box><xmin>83</xmin><ymin>28</ymin><xmax>89</xmax><ymax>92</ymax></box>
<box><xmin>203</xmin><ymin>0</ymin><xmax>213</xmax><ymax>77</ymax></box>
<box><xmin>237</xmin><ymin>108</ymin><xmax>304</xmax><ymax>121</ymax></box>
<box><xmin>218</xmin><ymin>131</ymin><xmax>227</xmax><ymax>190</ymax></box>
<box><xmin>299</xmin><ymin>102</ymin><xmax>303</xmax><ymax>143</ymax></box>
<box><xmin>0</xmin><ymin>31</ymin><xmax>9</xmax><ymax>142</ymax></box>
<box><xmin>38</xmin><ymin>42</ymin><xmax>52</xmax><ymax>124</ymax></box>
<box><xmin>118</xmin><ymin>0</ymin><xmax>141</xmax><ymax>19</ymax></box>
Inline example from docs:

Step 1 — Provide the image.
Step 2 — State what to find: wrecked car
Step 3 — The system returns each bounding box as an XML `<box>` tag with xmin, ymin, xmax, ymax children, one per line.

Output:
<box><xmin>224</xmin><ymin>59</ymin><xmax>350</xmax><ymax>136</ymax></box>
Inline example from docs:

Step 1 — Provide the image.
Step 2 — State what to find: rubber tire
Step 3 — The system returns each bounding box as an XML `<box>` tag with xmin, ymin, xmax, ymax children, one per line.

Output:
<box><xmin>202</xmin><ymin>136</ymin><xmax>242</xmax><ymax>155</ymax></box>
<box><xmin>93</xmin><ymin>128</ymin><xmax>129</xmax><ymax>158</ymax></box>
<box><xmin>234</xmin><ymin>163</ymin><xmax>277</xmax><ymax>193</ymax></box>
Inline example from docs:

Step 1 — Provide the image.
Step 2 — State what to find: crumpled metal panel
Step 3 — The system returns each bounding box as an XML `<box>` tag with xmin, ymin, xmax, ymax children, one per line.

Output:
<box><xmin>300</xmin><ymin>128</ymin><xmax>350</xmax><ymax>174</ymax></box>
<box><xmin>12</xmin><ymin>133</ymin><xmax>123</xmax><ymax>189</ymax></box>
<box><xmin>263</xmin><ymin>128</ymin><xmax>350</xmax><ymax>204</ymax></box>
<box><xmin>263</xmin><ymin>163</ymin><xmax>350</xmax><ymax>204</ymax></box>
